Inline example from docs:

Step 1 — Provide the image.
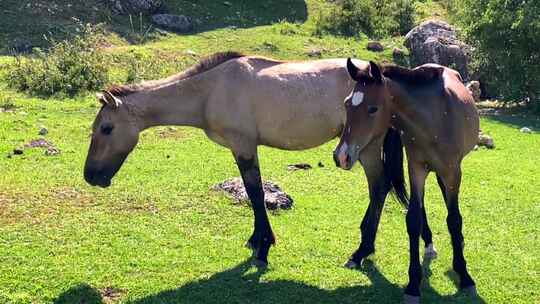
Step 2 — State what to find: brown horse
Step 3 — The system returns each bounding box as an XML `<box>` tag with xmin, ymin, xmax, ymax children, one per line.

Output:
<box><xmin>85</xmin><ymin>52</ymin><xmax>413</xmax><ymax>266</ymax></box>
<box><xmin>334</xmin><ymin>59</ymin><xmax>479</xmax><ymax>303</ymax></box>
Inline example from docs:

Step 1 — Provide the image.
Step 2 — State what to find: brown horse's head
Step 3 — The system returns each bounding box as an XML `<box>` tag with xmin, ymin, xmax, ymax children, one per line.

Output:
<box><xmin>84</xmin><ymin>91</ymin><xmax>139</xmax><ymax>187</ymax></box>
<box><xmin>333</xmin><ymin>59</ymin><xmax>392</xmax><ymax>170</ymax></box>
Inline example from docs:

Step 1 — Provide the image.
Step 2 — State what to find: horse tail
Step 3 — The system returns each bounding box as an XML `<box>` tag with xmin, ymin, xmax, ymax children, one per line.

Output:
<box><xmin>383</xmin><ymin>127</ymin><xmax>409</xmax><ymax>207</ymax></box>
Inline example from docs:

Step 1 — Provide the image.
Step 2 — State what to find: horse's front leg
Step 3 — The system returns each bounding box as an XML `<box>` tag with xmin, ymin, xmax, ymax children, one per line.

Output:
<box><xmin>346</xmin><ymin>142</ymin><xmax>390</xmax><ymax>268</ymax></box>
<box><xmin>233</xmin><ymin>148</ymin><xmax>275</xmax><ymax>267</ymax></box>
<box><xmin>403</xmin><ymin>160</ymin><xmax>429</xmax><ymax>304</ymax></box>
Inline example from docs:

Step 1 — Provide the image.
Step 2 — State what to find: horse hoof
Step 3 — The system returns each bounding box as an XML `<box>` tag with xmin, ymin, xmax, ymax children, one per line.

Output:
<box><xmin>403</xmin><ymin>294</ymin><xmax>420</xmax><ymax>304</ymax></box>
<box><xmin>253</xmin><ymin>259</ymin><xmax>268</xmax><ymax>269</ymax></box>
<box><xmin>344</xmin><ymin>259</ymin><xmax>358</xmax><ymax>269</ymax></box>
<box><xmin>424</xmin><ymin>243</ymin><xmax>438</xmax><ymax>259</ymax></box>
<box><xmin>463</xmin><ymin>285</ymin><xmax>478</xmax><ymax>297</ymax></box>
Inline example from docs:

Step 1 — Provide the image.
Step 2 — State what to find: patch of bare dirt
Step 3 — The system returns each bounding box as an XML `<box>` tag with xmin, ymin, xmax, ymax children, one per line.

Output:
<box><xmin>99</xmin><ymin>287</ymin><xmax>124</xmax><ymax>303</ymax></box>
<box><xmin>213</xmin><ymin>177</ymin><xmax>293</xmax><ymax>210</ymax></box>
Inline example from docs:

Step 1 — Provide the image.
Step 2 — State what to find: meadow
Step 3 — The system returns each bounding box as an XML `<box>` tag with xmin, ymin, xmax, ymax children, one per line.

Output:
<box><xmin>1</xmin><ymin>0</ymin><xmax>539</xmax><ymax>303</ymax></box>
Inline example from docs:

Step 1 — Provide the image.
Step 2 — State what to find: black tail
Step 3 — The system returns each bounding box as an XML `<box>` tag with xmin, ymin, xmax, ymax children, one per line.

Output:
<box><xmin>383</xmin><ymin>128</ymin><xmax>409</xmax><ymax>207</ymax></box>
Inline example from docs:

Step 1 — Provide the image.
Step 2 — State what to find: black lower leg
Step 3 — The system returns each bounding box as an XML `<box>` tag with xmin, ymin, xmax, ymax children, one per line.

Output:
<box><xmin>351</xmin><ymin>176</ymin><xmax>389</xmax><ymax>264</ymax></box>
<box><xmin>421</xmin><ymin>206</ymin><xmax>433</xmax><ymax>247</ymax></box>
<box><xmin>405</xmin><ymin>196</ymin><xmax>423</xmax><ymax>297</ymax></box>
<box><xmin>447</xmin><ymin>205</ymin><xmax>475</xmax><ymax>288</ymax></box>
<box><xmin>236</xmin><ymin>155</ymin><xmax>275</xmax><ymax>264</ymax></box>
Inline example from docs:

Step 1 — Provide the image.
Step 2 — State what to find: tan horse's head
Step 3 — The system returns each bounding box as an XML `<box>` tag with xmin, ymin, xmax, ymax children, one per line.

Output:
<box><xmin>84</xmin><ymin>91</ymin><xmax>139</xmax><ymax>187</ymax></box>
<box><xmin>333</xmin><ymin>59</ymin><xmax>392</xmax><ymax>170</ymax></box>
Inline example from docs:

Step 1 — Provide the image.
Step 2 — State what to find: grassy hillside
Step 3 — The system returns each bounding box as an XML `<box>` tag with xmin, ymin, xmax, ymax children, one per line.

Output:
<box><xmin>1</xmin><ymin>1</ymin><xmax>539</xmax><ymax>304</ymax></box>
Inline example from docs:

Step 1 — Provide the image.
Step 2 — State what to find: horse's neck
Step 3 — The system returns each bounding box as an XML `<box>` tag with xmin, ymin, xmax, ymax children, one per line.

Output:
<box><xmin>129</xmin><ymin>77</ymin><xmax>208</xmax><ymax>130</ymax></box>
<box><xmin>388</xmin><ymin>81</ymin><xmax>429</xmax><ymax>138</ymax></box>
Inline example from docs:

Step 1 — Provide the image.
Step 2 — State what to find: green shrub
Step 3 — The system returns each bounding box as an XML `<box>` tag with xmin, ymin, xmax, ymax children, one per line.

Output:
<box><xmin>7</xmin><ymin>23</ymin><xmax>109</xmax><ymax>97</ymax></box>
<box><xmin>454</xmin><ymin>0</ymin><xmax>540</xmax><ymax>110</ymax></box>
<box><xmin>315</xmin><ymin>0</ymin><xmax>416</xmax><ymax>39</ymax></box>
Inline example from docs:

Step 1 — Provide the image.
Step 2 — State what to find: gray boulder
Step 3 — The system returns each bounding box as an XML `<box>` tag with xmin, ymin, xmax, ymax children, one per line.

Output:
<box><xmin>107</xmin><ymin>0</ymin><xmax>163</xmax><ymax>15</ymax></box>
<box><xmin>404</xmin><ymin>20</ymin><xmax>471</xmax><ymax>80</ymax></box>
<box><xmin>151</xmin><ymin>14</ymin><xmax>193</xmax><ymax>33</ymax></box>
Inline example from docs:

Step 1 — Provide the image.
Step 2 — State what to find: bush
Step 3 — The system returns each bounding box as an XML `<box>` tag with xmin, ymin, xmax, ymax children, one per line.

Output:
<box><xmin>454</xmin><ymin>0</ymin><xmax>540</xmax><ymax>109</ymax></box>
<box><xmin>7</xmin><ymin>23</ymin><xmax>109</xmax><ymax>97</ymax></box>
<box><xmin>315</xmin><ymin>0</ymin><xmax>416</xmax><ymax>38</ymax></box>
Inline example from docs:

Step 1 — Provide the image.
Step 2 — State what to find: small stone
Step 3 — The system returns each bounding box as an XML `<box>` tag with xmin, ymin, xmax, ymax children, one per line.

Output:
<box><xmin>478</xmin><ymin>134</ymin><xmax>495</xmax><ymax>149</ymax></box>
<box><xmin>366</xmin><ymin>41</ymin><xmax>384</xmax><ymax>52</ymax></box>
<box><xmin>44</xmin><ymin>147</ymin><xmax>60</xmax><ymax>156</ymax></box>
<box><xmin>520</xmin><ymin>127</ymin><xmax>532</xmax><ymax>134</ymax></box>
<box><xmin>223</xmin><ymin>1</ymin><xmax>232</xmax><ymax>6</ymax></box>
<box><xmin>184</xmin><ymin>49</ymin><xmax>197</xmax><ymax>56</ymax></box>
<box><xmin>307</xmin><ymin>48</ymin><xmax>322</xmax><ymax>57</ymax></box>
<box><xmin>38</xmin><ymin>127</ymin><xmax>48</xmax><ymax>136</ymax></box>
<box><xmin>13</xmin><ymin>148</ymin><xmax>23</xmax><ymax>155</ymax></box>
<box><xmin>287</xmin><ymin>163</ymin><xmax>312</xmax><ymax>171</ymax></box>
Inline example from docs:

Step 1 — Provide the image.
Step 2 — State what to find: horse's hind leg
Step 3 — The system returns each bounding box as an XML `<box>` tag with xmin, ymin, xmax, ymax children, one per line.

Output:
<box><xmin>346</xmin><ymin>142</ymin><xmax>390</xmax><ymax>268</ymax></box>
<box><xmin>421</xmin><ymin>205</ymin><xmax>437</xmax><ymax>258</ymax></box>
<box><xmin>232</xmin><ymin>147</ymin><xmax>275</xmax><ymax>267</ymax></box>
<box><xmin>404</xmin><ymin>161</ymin><xmax>429</xmax><ymax>303</ymax></box>
<box><xmin>437</xmin><ymin>169</ymin><xmax>476</xmax><ymax>295</ymax></box>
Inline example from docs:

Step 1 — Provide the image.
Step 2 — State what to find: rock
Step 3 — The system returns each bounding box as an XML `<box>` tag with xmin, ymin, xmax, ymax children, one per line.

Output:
<box><xmin>287</xmin><ymin>163</ymin><xmax>312</xmax><ymax>171</ymax></box>
<box><xmin>106</xmin><ymin>0</ymin><xmax>163</xmax><ymax>15</ymax></box>
<box><xmin>404</xmin><ymin>20</ymin><xmax>471</xmax><ymax>80</ymax></box>
<box><xmin>306</xmin><ymin>48</ymin><xmax>322</xmax><ymax>57</ymax></box>
<box><xmin>223</xmin><ymin>1</ymin><xmax>232</xmax><ymax>6</ymax></box>
<box><xmin>478</xmin><ymin>133</ymin><xmax>495</xmax><ymax>149</ymax></box>
<box><xmin>38</xmin><ymin>127</ymin><xmax>48</xmax><ymax>136</ymax></box>
<box><xmin>466</xmin><ymin>81</ymin><xmax>481</xmax><ymax>102</ymax></box>
<box><xmin>151</xmin><ymin>14</ymin><xmax>193</xmax><ymax>33</ymax></box>
<box><xmin>520</xmin><ymin>127</ymin><xmax>532</xmax><ymax>134</ymax></box>
<box><xmin>184</xmin><ymin>49</ymin><xmax>198</xmax><ymax>56</ymax></box>
<box><xmin>213</xmin><ymin>177</ymin><xmax>293</xmax><ymax>210</ymax></box>
<box><xmin>367</xmin><ymin>41</ymin><xmax>384</xmax><ymax>52</ymax></box>
<box><xmin>44</xmin><ymin>147</ymin><xmax>60</xmax><ymax>156</ymax></box>
<box><xmin>13</xmin><ymin>148</ymin><xmax>24</xmax><ymax>155</ymax></box>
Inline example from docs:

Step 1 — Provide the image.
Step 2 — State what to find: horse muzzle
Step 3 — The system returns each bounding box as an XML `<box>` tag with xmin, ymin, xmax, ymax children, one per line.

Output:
<box><xmin>84</xmin><ymin>167</ymin><xmax>112</xmax><ymax>188</ymax></box>
<box><xmin>333</xmin><ymin>142</ymin><xmax>357</xmax><ymax>170</ymax></box>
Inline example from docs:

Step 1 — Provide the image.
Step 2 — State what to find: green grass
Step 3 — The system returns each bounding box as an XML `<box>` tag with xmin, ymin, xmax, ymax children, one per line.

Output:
<box><xmin>1</xmin><ymin>1</ymin><xmax>539</xmax><ymax>303</ymax></box>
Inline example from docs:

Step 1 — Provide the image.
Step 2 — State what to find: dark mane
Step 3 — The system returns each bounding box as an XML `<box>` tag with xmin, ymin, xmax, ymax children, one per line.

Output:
<box><xmin>106</xmin><ymin>51</ymin><xmax>245</xmax><ymax>96</ymax></box>
<box><xmin>381</xmin><ymin>64</ymin><xmax>443</xmax><ymax>86</ymax></box>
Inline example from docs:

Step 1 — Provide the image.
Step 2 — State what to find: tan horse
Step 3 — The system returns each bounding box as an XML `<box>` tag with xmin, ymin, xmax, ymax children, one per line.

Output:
<box><xmin>84</xmin><ymin>52</ymin><xmax>368</xmax><ymax>266</ymax></box>
<box><xmin>334</xmin><ymin>59</ymin><xmax>479</xmax><ymax>303</ymax></box>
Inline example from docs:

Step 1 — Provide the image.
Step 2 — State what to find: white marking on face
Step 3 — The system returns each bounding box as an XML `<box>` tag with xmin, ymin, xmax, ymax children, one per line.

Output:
<box><xmin>352</xmin><ymin>91</ymin><xmax>364</xmax><ymax>106</ymax></box>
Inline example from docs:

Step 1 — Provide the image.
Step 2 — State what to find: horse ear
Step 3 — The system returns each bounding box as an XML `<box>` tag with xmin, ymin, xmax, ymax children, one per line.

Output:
<box><xmin>98</xmin><ymin>90</ymin><xmax>123</xmax><ymax>108</ymax></box>
<box><xmin>369</xmin><ymin>61</ymin><xmax>382</xmax><ymax>83</ymax></box>
<box><xmin>346</xmin><ymin>58</ymin><xmax>361</xmax><ymax>81</ymax></box>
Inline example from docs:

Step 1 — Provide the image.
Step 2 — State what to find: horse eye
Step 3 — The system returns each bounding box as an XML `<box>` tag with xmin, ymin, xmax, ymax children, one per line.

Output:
<box><xmin>101</xmin><ymin>124</ymin><xmax>114</xmax><ymax>135</ymax></box>
<box><xmin>367</xmin><ymin>106</ymin><xmax>379</xmax><ymax>115</ymax></box>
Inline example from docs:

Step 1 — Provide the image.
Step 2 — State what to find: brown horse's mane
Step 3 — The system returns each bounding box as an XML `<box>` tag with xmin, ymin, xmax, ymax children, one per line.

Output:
<box><xmin>106</xmin><ymin>51</ymin><xmax>245</xmax><ymax>96</ymax></box>
<box><xmin>381</xmin><ymin>64</ymin><xmax>443</xmax><ymax>86</ymax></box>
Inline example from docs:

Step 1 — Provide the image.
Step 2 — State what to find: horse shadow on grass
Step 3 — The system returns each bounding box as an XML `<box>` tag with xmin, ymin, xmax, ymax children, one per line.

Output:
<box><xmin>54</xmin><ymin>257</ymin><xmax>486</xmax><ymax>304</ymax></box>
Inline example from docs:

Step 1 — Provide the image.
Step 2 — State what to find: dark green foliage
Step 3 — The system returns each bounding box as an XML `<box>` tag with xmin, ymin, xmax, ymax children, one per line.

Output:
<box><xmin>315</xmin><ymin>0</ymin><xmax>416</xmax><ymax>38</ymax></box>
<box><xmin>7</xmin><ymin>23</ymin><xmax>109</xmax><ymax>97</ymax></box>
<box><xmin>455</xmin><ymin>0</ymin><xmax>540</xmax><ymax>110</ymax></box>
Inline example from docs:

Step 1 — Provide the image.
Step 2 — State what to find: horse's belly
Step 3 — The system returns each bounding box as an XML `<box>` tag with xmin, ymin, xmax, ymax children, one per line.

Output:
<box><xmin>258</xmin><ymin>114</ymin><xmax>343</xmax><ymax>150</ymax></box>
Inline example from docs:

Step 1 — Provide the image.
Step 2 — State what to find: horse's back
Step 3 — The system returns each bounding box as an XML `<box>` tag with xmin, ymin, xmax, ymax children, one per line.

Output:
<box><xmin>205</xmin><ymin>57</ymin><xmax>364</xmax><ymax>150</ymax></box>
